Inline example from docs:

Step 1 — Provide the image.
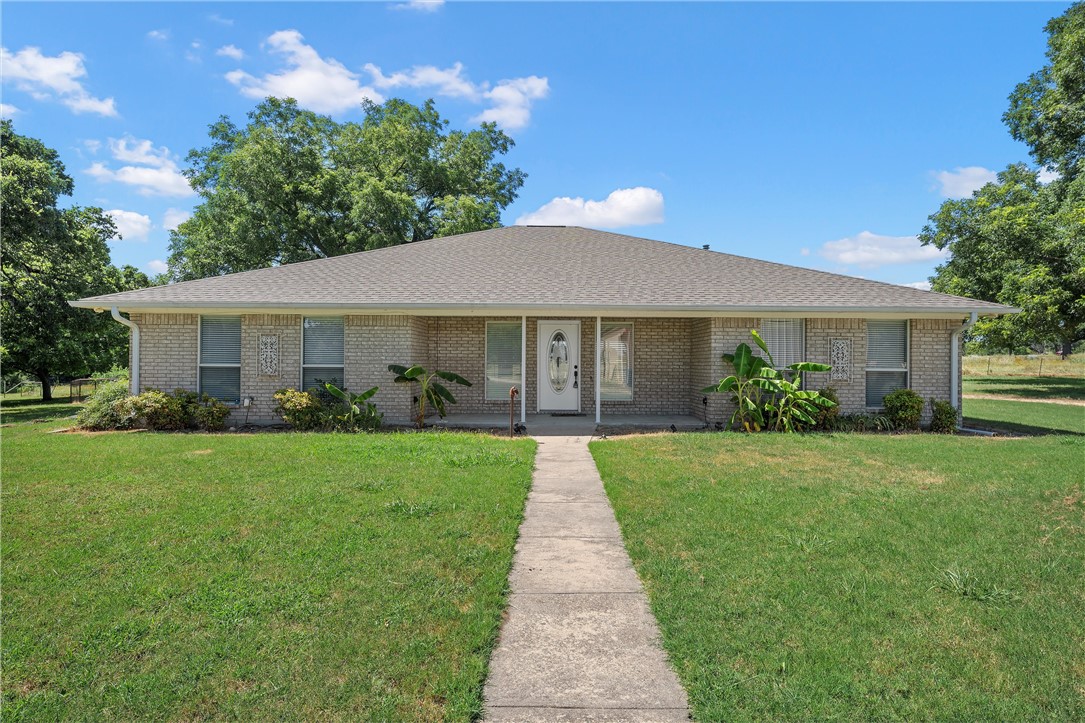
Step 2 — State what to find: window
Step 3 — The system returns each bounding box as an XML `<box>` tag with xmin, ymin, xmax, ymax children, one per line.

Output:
<box><xmin>486</xmin><ymin>321</ymin><xmax>522</xmax><ymax>401</ymax></box>
<box><xmin>302</xmin><ymin>317</ymin><xmax>344</xmax><ymax>392</ymax></box>
<box><xmin>760</xmin><ymin>319</ymin><xmax>804</xmax><ymax>370</ymax></box>
<box><xmin>600</xmin><ymin>322</ymin><xmax>633</xmax><ymax>401</ymax></box>
<box><xmin>199</xmin><ymin>316</ymin><xmax>241</xmax><ymax>404</ymax></box>
<box><xmin>866</xmin><ymin>320</ymin><xmax>909</xmax><ymax>407</ymax></box>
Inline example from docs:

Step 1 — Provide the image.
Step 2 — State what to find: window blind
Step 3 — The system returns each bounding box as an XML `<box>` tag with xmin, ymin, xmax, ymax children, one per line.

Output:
<box><xmin>866</xmin><ymin>320</ymin><xmax>909</xmax><ymax>407</ymax></box>
<box><xmin>600</xmin><ymin>322</ymin><xmax>633</xmax><ymax>401</ymax></box>
<box><xmin>760</xmin><ymin>319</ymin><xmax>804</xmax><ymax>369</ymax></box>
<box><xmin>486</xmin><ymin>322</ymin><xmax>522</xmax><ymax>400</ymax></box>
<box><xmin>303</xmin><ymin>317</ymin><xmax>344</xmax><ymax>393</ymax></box>
<box><xmin>199</xmin><ymin>316</ymin><xmax>241</xmax><ymax>404</ymax></box>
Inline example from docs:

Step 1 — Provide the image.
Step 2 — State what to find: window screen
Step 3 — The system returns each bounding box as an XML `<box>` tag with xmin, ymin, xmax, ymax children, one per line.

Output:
<box><xmin>760</xmin><ymin>319</ymin><xmax>804</xmax><ymax>369</ymax></box>
<box><xmin>866</xmin><ymin>320</ymin><xmax>909</xmax><ymax>407</ymax></box>
<box><xmin>486</xmin><ymin>322</ymin><xmax>522</xmax><ymax>401</ymax></box>
<box><xmin>302</xmin><ymin>317</ymin><xmax>344</xmax><ymax>393</ymax></box>
<box><xmin>600</xmin><ymin>322</ymin><xmax>633</xmax><ymax>401</ymax></box>
<box><xmin>199</xmin><ymin>316</ymin><xmax>241</xmax><ymax>404</ymax></box>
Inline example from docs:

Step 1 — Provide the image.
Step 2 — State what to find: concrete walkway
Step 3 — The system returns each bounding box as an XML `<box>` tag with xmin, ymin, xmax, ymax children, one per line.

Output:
<box><xmin>483</xmin><ymin>431</ymin><xmax>689</xmax><ymax>722</ymax></box>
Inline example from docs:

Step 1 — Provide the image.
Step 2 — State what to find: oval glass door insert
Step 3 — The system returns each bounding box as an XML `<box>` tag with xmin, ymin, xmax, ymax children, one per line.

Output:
<box><xmin>548</xmin><ymin>331</ymin><xmax>569</xmax><ymax>393</ymax></box>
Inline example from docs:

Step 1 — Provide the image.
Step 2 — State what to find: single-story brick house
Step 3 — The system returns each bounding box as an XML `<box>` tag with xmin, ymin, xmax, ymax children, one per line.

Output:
<box><xmin>72</xmin><ymin>226</ymin><xmax>1013</xmax><ymax>426</ymax></box>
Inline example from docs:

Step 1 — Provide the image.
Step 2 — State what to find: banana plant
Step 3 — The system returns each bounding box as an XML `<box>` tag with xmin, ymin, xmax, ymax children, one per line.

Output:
<box><xmin>323</xmin><ymin>382</ymin><xmax>382</xmax><ymax>431</ymax></box>
<box><xmin>388</xmin><ymin>364</ymin><xmax>472</xmax><ymax>428</ymax></box>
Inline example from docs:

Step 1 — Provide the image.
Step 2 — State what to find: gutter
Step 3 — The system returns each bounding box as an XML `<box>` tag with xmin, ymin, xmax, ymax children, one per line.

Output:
<box><xmin>110</xmin><ymin>307</ymin><xmax>140</xmax><ymax>395</ymax></box>
<box><xmin>950</xmin><ymin>311</ymin><xmax>978</xmax><ymax>420</ymax></box>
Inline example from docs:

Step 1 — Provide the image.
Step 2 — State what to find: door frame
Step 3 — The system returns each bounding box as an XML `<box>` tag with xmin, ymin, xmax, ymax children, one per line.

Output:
<box><xmin>537</xmin><ymin>320</ymin><xmax>581</xmax><ymax>413</ymax></box>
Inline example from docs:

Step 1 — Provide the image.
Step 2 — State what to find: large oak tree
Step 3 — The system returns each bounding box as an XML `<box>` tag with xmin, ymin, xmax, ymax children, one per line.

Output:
<box><xmin>167</xmin><ymin>97</ymin><xmax>526</xmax><ymax>280</ymax></box>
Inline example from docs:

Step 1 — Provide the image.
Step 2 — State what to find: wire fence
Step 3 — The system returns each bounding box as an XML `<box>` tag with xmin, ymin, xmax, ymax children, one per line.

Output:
<box><xmin>962</xmin><ymin>354</ymin><xmax>1084</xmax><ymax>378</ymax></box>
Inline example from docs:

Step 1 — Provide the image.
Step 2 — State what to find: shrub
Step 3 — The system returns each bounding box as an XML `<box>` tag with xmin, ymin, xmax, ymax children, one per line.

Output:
<box><xmin>274</xmin><ymin>388</ymin><xmax>328</xmax><ymax>431</ymax></box>
<box><xmin>833</xmin><ymin>412</ymin><xmax>894</xmax><ymax>433</ymax></box>
<box><xmin>76</xmin><ymin>380</ymin><xmax>133</xmax><ymax>430</ymax></box>
<box><xmin>192</xmin><ymin>396</ymin><xmax>231</xmax><ymax>431</ymax></box>
<box><xmin>883</xmin><ymin>388</ymin><xmax>924</xmax><ymax>431</ymax></box>
<box><xmin>120</xmin><ymin>389</ymin><xmax>232</xmax><ymax>431</ymax></box>
<box><xmin>323</xmin><ymin>383</ymin><xmax>382</xmax><ymax>432</ymax></box>
<box><xmin>91</xmin><ymin>364</ymin><xmax>129</xmax><ymax>381</ymax></box>
<box><xmin>812</xmin><ymin>387</ymin><xmax>840</xmax><ymax>431</ymax></box>
<box><xmin>929</xmin><ymin>399</ymin><xmax>957</xmax><ymax>434</ymax></box>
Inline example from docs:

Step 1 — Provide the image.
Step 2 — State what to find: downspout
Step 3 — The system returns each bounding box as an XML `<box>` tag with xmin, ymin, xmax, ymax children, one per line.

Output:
<box><xmin>110</xmin><ymin>307</ymin><xmax>139</xmax><ymax>395</ymax></box>
<box><xmin>950</xmin><ymin>312</ymin><xmax>977</xmax><ymax>419</ymax></box>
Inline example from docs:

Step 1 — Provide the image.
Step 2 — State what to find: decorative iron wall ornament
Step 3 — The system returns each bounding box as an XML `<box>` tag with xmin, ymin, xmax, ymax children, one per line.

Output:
<box><xmin>829</xmin><ymin>338</ymin><xmax>851</xmax><ymax>381</ymax></box>
<box><xmin>259</xmin><ymin>334</ymin><xmax>279</xmax><ymax>377</ymax></box>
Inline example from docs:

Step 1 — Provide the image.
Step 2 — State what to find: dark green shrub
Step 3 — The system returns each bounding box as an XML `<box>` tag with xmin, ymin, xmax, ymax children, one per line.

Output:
<box><xmin>192</xmin><ymin>396</ymin><xmax>231</xmax><ymax>431</ymax></box>
<box><xmin>274</xmin><ymin>388</ymin><xmax>328</xmax><ymax>431</ymax></box>
<box><xmin>813</xmin><ymin>387</ymin><xmax>840</xmax><ymax>431</ymax></box>
<box><xmin>834</xmin><ymin>412</ymin><xmax>894</xmax><ymax>433</ymax></box>
<box><xmin>323</xmin><ymin>383</ymin><xmax>382</xmax><ymax>432</ymax></box>
<box><xmin>120</xmin><ymin>389</ymin><xmax>232</xmax><ymax>431</ymax></box>
<box><xmin>929</xmin><ymin>399</ymin><xmax>957</xmax><ymax>434</ymax></box>
<box><xmin>76</xmin><ymin>380</ymin><xmax>133</xmax><ymax>430</ymax></box>
<box><xmin>883</xmin><ymin>388</ymin><xmax>924</xmax><ymax>431</ymax></box>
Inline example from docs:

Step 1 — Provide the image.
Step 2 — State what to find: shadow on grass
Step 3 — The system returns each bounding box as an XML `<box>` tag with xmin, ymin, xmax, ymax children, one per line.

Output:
<box><xmin>963</xmin><ymin>416</ymin><xmax>1085</xmax><ymax>437</ymax></box>
<box><xmin>1</xmin><ymin>401</ymin><xmax>81</xmax><ymax>425</ymax></box>
<box><xmin>965</xmin><ymin>376</ymin><xmax>1085</xmax><ymax>400</ymax></box>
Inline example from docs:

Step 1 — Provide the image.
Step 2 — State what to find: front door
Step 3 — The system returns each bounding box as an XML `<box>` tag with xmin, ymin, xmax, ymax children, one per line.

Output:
<box><xmin>538</xmin><ymin>321</ymin><xmax>580</xmax><ymax>412</ymax></box>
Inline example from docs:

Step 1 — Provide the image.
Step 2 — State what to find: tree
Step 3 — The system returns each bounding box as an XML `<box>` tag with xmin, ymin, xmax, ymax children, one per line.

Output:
<box><xmin>167</xmin><ymin>97</ymin><xmax>525</xmax><ymax>280</ymax></box>
<box><xmin>1</xmin><ymin>121</ymin><xmax>152</xmax><ymax>399</ymax></box>
<box><xmin>922</xmin><ymin>4</ymin><xmax>1085</xmax><ymax>356</ymax></box>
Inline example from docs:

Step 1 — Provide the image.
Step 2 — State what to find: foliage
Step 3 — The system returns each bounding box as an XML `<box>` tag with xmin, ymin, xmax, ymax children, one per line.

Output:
<box><xmin>74</xmin><ymin>380</ymin><xmax>133</xmax><ymax>431</ymax></box>
<box><xmin>831</xmin><ymin>412</ymin><xmax>895</xmax><ymax>433</ymax></box>
<box><xmin>323</xmin><ymin>382</ymin><xmax>382</xmax><ymax>432</ymax></box>
<box><xmin>119</xmin><ymin>389</ymin><xmax>231</xmax><ymax>432</ymax></box>
<box><xmin>929</xmin><ymin>399</ymin><xmax>958</xmax><ymax>434</ymax></box>
<box><xmin>702</xmin><ymin>330</ymin><xmax>835</xmax><ymax>432</ymax></box>
<box><xmin>812</xmin><ymin>387</ymin><xmax>840</xmax><ymax>431</ymax></box>
<box><xmin>388</xmin><ymin>364</ymin><xmax>472</xmax><ymax>428</ymax></box>
<box><xmin>168</xmin><ymin>97</ymin><xmax>525</xmax><ymax>280</ymax></box>
<box><xmin>0</xmin><ymin>121</ymin><xmax>155</xmax><ymax>399</ymax></box>
<box><xmin>273</xmin><ymin>388</ymin><xmax>327</xmax><ymax>431</ymax></box>
<box><xmin>883</xmin><ymin>388</ymin><xmax>925</xmax><ymax>431</ymax></box>
<box><xmin>90</xmin><ymin>364</ymin><xmax>129</xmax><ymax>381</ymax></box>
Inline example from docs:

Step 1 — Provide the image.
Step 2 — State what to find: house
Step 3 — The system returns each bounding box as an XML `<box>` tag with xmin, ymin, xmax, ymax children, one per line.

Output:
<box><xmin>71</xmin><ymin>226</ymin><xmax>1014</xmax><ymax>426</ymax></box>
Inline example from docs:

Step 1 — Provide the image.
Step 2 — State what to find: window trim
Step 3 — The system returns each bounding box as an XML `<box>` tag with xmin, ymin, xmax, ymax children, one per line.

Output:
<box><xmin>600</xmin><ymin>320</ymin><xmax>635</xmax><ymax>402</ymax></box>
<box><xmin>300</xmin><ymin>316</ymin><xmax>345</xmax><ymax>393</ymax></box>
<box><xmin>197</xmin><ymin>315</ymin><xmax>242</xmax><ymax>406</ymax></box>
<box><xmin>485</xmin><ymin>320</ymin><xmax>524</xmax><ymax>401</ymax></box>
<box><xmin>865</xmin><ymin>319</ymin><xmax>911</xmax><ymax>409</ymax></box>
<box><xmin>759</xmin><ymin>318</ymin><xmax>805</xmax><ymax>371</ymax></box>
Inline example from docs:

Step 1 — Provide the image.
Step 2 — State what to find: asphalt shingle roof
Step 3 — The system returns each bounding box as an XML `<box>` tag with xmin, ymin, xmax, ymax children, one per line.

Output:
<box><xmin>74</xmin><ymin>226</ymin><xmax>1013</xmax><ymax>315</ymax></box>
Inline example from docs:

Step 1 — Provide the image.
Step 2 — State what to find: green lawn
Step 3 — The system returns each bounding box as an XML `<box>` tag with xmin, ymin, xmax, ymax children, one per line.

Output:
<box><xmin>2</xmin><ymin>410</ymin><xmax>535</xmax><ymax>721</ymax></box>
<box><xmin>592</xmin><ymin>433</ymin><xmax>1085</xmax><ymax>722</ymax></box>
<box><xmin>963</xmin><ymin>375</ymin><xmax>1085</xmax><ymax>401</ymax></box>
<box><xmin>963</xmin><ymin>397</ymin><xmax>1084</xmax><ymax>436</ymax></box>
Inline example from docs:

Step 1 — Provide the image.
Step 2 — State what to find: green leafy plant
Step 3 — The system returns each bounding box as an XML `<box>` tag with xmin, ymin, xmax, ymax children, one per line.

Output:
<box><xmin>702</xmin><ymin>330</ymin><xmax>835</xmax><ymax>432</ymax></box>
<box><xmin>929</xmin><ymin>398</ymin><xmax>958</xmax><ymax>434</ymax></box>
<box><xmin>812</xmin><ymin>387</ymin><xmax>840</xmax><ymax>431</ymax></box>
<box><xmin>883</xmin><ymin>388</ymin><xmax>924</xmax><ymax>431</ymax></box>
<box><xmin>323</xmin><ymin>382</ymin><xmax>382</xmax><ymax>432</ymax></box>
<box><xmin>75</xmin><ymin>379</ymin><xmax>133</xmax><ymax>430</ymax></box>
<box><xmin>274</xmin><ymin>388</ymin><xmax>327</xmax><ymax>431</ymax></box>
<box><xmin>833</xmin><ymin>412</ymin><xmax>895</xmax><ymax>433</ymax></box>
<box><xmin>118</xmin><ymin>389</ymin><xmax>231</xmax><ymax>431</ymax></box>
<box><xmin>388</xmin><ymin>364</ymin><xmax>472</xmax><ymax>428</ymax></box>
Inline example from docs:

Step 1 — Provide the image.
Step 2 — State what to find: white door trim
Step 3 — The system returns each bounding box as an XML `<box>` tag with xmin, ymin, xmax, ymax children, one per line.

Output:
<box><xmin>537</xmin><ymin>320</ymin><xmax>581</xmax><ymax>412</ymax></box>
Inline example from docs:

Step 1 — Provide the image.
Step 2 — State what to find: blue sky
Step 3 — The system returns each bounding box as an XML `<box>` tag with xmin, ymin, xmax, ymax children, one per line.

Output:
<box><xmin>2</xmin><ymin>1</ymin><xmax>1068</xmax><ymax>288</ymax></box>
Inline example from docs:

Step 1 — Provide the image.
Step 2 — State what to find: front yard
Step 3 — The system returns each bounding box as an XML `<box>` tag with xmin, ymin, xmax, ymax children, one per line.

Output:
<box><xmin>592</xmin><ymin>433</ymin><xmax>1084</xmax><ymax>721</ymax></box>
<box><xmin>1</xmin><ymin>407</ymin><xmax>534</xmax><ymax>721</ymax></box>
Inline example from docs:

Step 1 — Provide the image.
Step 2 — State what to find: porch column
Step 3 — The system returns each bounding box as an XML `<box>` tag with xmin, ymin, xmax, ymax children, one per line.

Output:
<box><xmin>595</xmin><ymin>316</ymin><xmax>602</xmax><ymax>424</ymax></box>
<box><xmin>521</xmin><ymin>315</ymin><xmax>527</xmax><ymax>423</ymax></box>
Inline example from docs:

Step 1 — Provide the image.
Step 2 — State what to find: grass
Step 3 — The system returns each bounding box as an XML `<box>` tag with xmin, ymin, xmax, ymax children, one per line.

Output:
<box><xmin>0</xmin><ymin>398</ymin><xmax>82</xmax><ymax>425</ymax></box>
<box><xmin>963</xmin><ymin>353</ymin><xmax>1084</xmax><ymax>378</ymax></box>
<box><xmin>1</xmin><ymin>411</ymin><xmax>535</xmax><ymax>721</ymax></box>
<box><xmin>963</xmin><ymin>397</ymin><xmax>1084</xmax><ymax>436</ymax></box>
<box><xmin>963</xmin><ymin>375</ymin><xmax>1085</xmax><ymax>401</ymax></box>
<box><xmin>591</xmin><ymin>433</ymin><xmax>1085</xmax><ymax>722</ymax></box>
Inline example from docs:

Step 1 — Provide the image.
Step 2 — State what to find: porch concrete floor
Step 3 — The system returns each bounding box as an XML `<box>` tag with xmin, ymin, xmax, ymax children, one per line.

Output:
<box><xmin>429</xmin><ymin>413</ymin><xmax>704</xmax><ymax>437</ymax></box>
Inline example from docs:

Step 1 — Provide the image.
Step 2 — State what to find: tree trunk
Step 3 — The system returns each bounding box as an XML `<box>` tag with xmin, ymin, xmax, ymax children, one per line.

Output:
<box><xmin>35</xmin><ymin>369</ymin><xmax>52</xmax><ymax>401</ymax></box>
<box><xmin>1061</xmin><ymin>339</ymin><xmax>1074</xmax><ymax>359</ymax></box>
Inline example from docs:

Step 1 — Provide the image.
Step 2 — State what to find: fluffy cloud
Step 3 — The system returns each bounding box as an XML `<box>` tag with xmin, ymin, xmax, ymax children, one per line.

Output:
<box><xmin>147</xmin><ymin>29</ymin><xmax>169</xmax><ymax>41</ymax></box>
<box><xmin>163</xmin><ymin>208</ymin><xmax>192</xmax><ymax>230</ymax></box>
<box><xmin>208</xmin><ymin>13</ymin><xmax>234</xmax><ymax>26</ymax></box>
<box><xmin>515</xmin><ymin>187</ymin><xmax>664</xmax><ymax>228</ymax></box>
<box><xmin>901</xmin><ymin>281</ymin><xmax>932</xmax><ymax>291</ymax></box>
<box><xmin>226</xmin><ymin>30</ymin><xmax>383</xmax><ymax>114</ymax></box>
<box><xmin>0</xmin><ymin>103</ymin><xmax>19</xmax><ymax>117</ymax></box>
<box><xmin>0</xmin><ymin>46</ymin><xmax>117</xmax><ymax>117</ymax></box>
<box><xmin>86</xmin><ymin>137</ymin><xmax>194</xmax><ymax>197</ymax></box>
<box><xmin>473</xmin><ymin>76</ymin><xmax>549</xmax><ymax>131</ymax></box>
<box><xmin>366</xmin><ymin>61</ymin><xmax>481</xmax><ymax>101</ymax></box>
<box><xmin>933</xmin><ymin>166</ymin><xmax>997</xmax><ymax>199</ymax></box>
<box><xmin>216</xmin><ymin>44</ymin><xmax>244</xmax><ymax>60</ymax></box>
<box><xmin>819</xmin><ymin>231</ymin><xmax>947</xmax><ymax>268</ymax></box>
<box><xmin>146</xmin><ymin>259</ymin><xmax>170</xmax><ymax>274</ymax></box>
<box><xmin>391</xmin><ymin>0</ymin><xmax>445</xmax><ymax>11</ymax></box>
<box><xmin>1037</xmin><ymin>167</ymin><xmax>1060</xmax><ymax>184</ymax></box>
<box><xmin>106</xmin><ymin>209</ymin><xmax>152</xmax><ymax>241</ymax></box>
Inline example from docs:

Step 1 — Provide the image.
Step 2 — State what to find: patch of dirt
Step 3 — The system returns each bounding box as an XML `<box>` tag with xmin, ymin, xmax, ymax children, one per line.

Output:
<box><xmin>963</xmin><ymin>393</ymin><xmax>1085</xmax><ymax>406</ymax></box>
<box><xmin>51</xmin><ymin>427</ymin><xmax>148</xmax><ymax>435</ymax></box>
<box><xmin>189</xmin><ymin>449</ymin><xmax>214</xmax><ymax>455</ymax></box>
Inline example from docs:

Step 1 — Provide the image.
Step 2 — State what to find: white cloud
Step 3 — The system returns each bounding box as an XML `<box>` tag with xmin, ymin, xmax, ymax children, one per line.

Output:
<box><xmin>85</xmin><ymin>137</ymin><xmax>194</xmax><ymax>197</ymax></box>
<box><xmin>0</xmin><ymin>103</ymin><xmax>19</xmax><ymax>117</ymax></box>
<box><xmin>1037</xmin><ymin>167</ymin><xmax>1060</xmax><ymax>184</ymax></box>
<box><xmin>473</xmin><ymin>76</ymin><xmax>549</xmax><ymax>131</ymax></box>
<box><xmin>163</xmin><ymin>208</ymin><xmax>192</xmax><ymax>230</ymax></box>
<box><xmin>146</xmin><ymin>259</ymin><xmax>169</xmax><ymax>274</ymax></box>
<box><xmin>392</xmin><ymin>0</ymin><xmax>445</xmax><ymax>12</ymax></box>
<box><xmin>216</xmin><ymin>44</ymin><xmax>245</xmax><ymax>61</ymax></box>
<box><xmin>901</xmin><ymin>281</ymin><xmax>932</xmax><ymax>291</ymax></box>
<box><xmin>819</xmin><ymin>230</ymin><xmax>947</xmax><ymax>268</ymax></box>
<box><xmin>366</xmin><ymin>61</ymin><xmax>481</xmax><ymax>101</ymax></box>
<box><xmin>147</xmin><ymin>29</ymin><xmax>169</xmax><ymax>41</ymax></box>
<box><xmin>933</xmin><ymin>166</ymin><xmax>997</xmax><ymax>199</ymax></box>
<box><xmin>0</xmin><ymin>46</ymin><xmax>118</xmax><ymax>117</ymax></box>
<box><xmin>106</xmin><ymin>209</ymin><xmax>152</xmax><ymax>241</ymax></box>
<box><xmin>800</xmin><ymin>247</ymin><xmax>810</xmax><ymax>256</ymax></box>
<box><xmin>226</xmin><ymin>30</ymin><xmax>383</xmax><ymax>114</ymax></box>
<box><xmin>515</xmin><ymin>187</ymin><xmax>664</xmax><ymax>228</ymax></box>
<box><xmin>83</xmin><ymin>139</ymin><xmax>101</xmax><ymax>153</ymax></box>
<box><xmin>208</xmin><ymin>13</ymin><xmax>234</xmax><ymax>26</ymax></box>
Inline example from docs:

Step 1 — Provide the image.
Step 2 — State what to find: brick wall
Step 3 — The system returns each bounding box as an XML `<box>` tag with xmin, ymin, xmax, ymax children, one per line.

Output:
<box><xmin>804</xmin><ymin>318</ymin><xmax>867</xmax><ymax>413</ymax></box>
<box><xmin>344</xmin><ymin>315</ymin><xmax>422</xmax><ymax>423</ymax></box>
<box><xmin>130</xmin><ymin>313</ymin><xmax>198</xmax><ymax>394</ymax></box>
<box><xmin>240</xmin><ymin>314</ymin><xmax>301</xmax><ymax>422</ymax></box>
<box><xmin>910</xmin><ymin>318</ymin><xmax>957</xmax><ymax>424</ymax></box>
